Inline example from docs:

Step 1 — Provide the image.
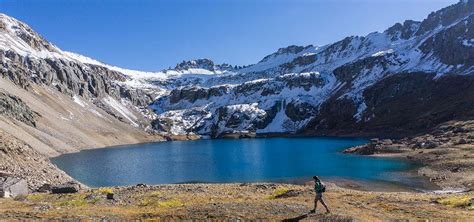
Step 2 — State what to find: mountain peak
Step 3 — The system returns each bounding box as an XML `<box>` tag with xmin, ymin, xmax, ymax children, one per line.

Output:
<box><xmin>168</xmin><ymin>58</ymin><xmax>236</xmax><ymax>73</ymax></box>
<box><xmin>174</xmin><ymin>58</ymin><xmax>215</xmax><ymax>71</ymax></box>
<box><xmin>415</xmin><ymin>0</ymin><xmax>474</xmax><ymax>36</ymax></box>
<box><xmin>259</xmin><ymin>45</ymin><xmax>313</xmax><ymax>63</ymax></box>
<box><xmin>0</xmin><ymin>13</ymin><xmax>59</xmax><ymax>54</ymax></box>
<box><xmin>384</xmin><ymin>20</ymin><xmax>421</xmax><ymax>40</ymax></box>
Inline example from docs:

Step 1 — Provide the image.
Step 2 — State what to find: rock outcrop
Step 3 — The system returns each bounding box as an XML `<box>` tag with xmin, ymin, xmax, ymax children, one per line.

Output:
<box><xmin>0</xmin><ymin>177</ymin><xmax>28</xmax><ymax>198</ymax></box>
<box><xmin>0</xmin><ymin>90</ymin><xmax>38</xmax><ymax>127</ymax></box>
<box><xmin>0</xmin><ymin>129</ymin><xmax>76</xmax><ymax>191</ymax></box>
<box><xmin>343</xmin><ymin>120</ymin><xmax>474</xmax><ymax>190</ymax></box>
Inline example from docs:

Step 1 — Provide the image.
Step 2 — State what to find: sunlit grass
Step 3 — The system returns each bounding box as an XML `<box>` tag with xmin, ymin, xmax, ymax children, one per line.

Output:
<box><xmin>268</xmin><ymin>187</ymin><xmax>290</xmax><ymax>199</ymax></box>
<box><xmin>158</xmin><ymin>199</ymin><xmax>184</xmax><ymax>208</ymax></box>
<box><xmin>437</xmin><ymin>195</ymin><xmax>472</xmax><ymax>208</ymax></box>
<box><xmin>26</xmin><ymin>193</ymin><xmax>46</xmax><ymax>201</ymax></box>
<box><xmin>97</xmin><ymin>188</ymin><xmax>114</xmax><ymax>194</ymax></box>
<box><xmin>54</xmin><ymin>194</ymin><xmax>88</xmax><ymax>207</ymax></box>
<box><xmin>139</xmin><ymin>198</ymin><xmax>184</xmax><ymax>208</ymax></box>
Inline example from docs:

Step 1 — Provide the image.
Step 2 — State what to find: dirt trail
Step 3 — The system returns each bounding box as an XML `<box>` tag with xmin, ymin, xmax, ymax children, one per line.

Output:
<box><xmin>0</xmin><ymin>183</ymin><xmax>472</xmax><ymax>221</ymax></box>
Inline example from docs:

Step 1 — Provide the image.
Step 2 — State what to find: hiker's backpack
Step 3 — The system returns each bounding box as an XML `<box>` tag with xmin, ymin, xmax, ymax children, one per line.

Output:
<box><xmin>316</xmin><ymin>182</ymin><xmax>326</xmax><ymax>193</ymax></box>
<box><xmin>320</xmin><ymin>183</ymin><xmax>326</xmax><ymax>193</ymax></box>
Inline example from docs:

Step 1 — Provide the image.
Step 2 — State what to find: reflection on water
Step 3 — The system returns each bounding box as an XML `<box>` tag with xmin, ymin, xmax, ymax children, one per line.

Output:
<box><xmin>51</xmin><ymin>137</ymin><xmax>425</xmax><ymax>189</ymax></box>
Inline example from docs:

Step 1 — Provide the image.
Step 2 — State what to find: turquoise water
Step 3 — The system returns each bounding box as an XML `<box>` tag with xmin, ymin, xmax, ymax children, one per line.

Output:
<box><xmin>51</xmin><ymin>137</ymin><xmax>417</xmax><ymax>188</ymax></box>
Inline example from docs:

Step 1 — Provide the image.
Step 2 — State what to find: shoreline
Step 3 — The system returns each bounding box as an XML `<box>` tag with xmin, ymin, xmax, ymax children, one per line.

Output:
<box><xmin>342</xmin><ymin>120</ymin><xmax>474</xmax><ymax>192</ymax></box>
<box><xmin>50</xmin><ymin>136</ymin><xmax>443</xmax><ymax>194</ymax></box>
<box><xmin>46</xmin><ymin>133</ymin><xmax>201</xmax><ymax>158</ymax></box>
<box><xmin>3</xmin><ymin>120</ymin><xmax>474</xmax><ymax>220</ymax></box>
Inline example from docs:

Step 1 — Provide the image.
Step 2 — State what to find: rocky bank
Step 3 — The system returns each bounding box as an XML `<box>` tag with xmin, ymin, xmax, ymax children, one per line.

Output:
<box><xmin>0</xmin><ymin>129</ymin><xmax>74</xmax><ymax>191</ymax></box>
<box><xmin>343</xmin><ymin>120</ymin><xmax>474</xmax><ymax>191</ymax></box>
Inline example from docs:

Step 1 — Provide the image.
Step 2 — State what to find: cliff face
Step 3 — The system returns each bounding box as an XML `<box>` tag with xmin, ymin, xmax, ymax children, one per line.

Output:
<box><xmin>307</xmin><ymin>73</ymin><xmax>474</xmax><ymax>137</ymax></box>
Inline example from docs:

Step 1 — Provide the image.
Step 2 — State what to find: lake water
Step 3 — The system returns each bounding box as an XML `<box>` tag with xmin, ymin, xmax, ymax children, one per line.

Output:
<box><xmin>52</xmin><ymin>137</ymin><xmax>427</xmax><ymax>189</ymax></box>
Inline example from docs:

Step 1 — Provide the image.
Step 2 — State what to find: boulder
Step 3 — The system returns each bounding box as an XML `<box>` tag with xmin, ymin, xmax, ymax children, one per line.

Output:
<box><xmin>51</xmin><ymin>182</ymin><xmax>81</xmax><ymax>194</ymax></box>
<box><xmin>456</xmin><ymin>138</ymin><xmax>467</xmax><ymax>145</ymax></box>
<box><xmin>37</xmin><ymin>184</ymin><xmax>52</xmax><ymax>193</ymax></box>
<box><xmin>453</xmin><ymin>127</ymin><xmax>467</xmax><ymax>133</ymax></box>
<box><xmin>0</xmin><ymin>177</ymin><xmax>28</xmax><ymax>198</ymax></box>
<box><xmin>422</xmin><ymin>141</ymin><xmax>439</xmax><ymax>149</ymax></box>
<box><xmin>0</xmin><ymin>171</ymin><xmax>12</xmax><ymax>177</ymax></box>
<box><xmin>414</xmin><ymin>141</ymin><xmax>438</xmax><ymax>149</ymax></box>
<box><xmin>342</xmin><ymin>144</ymin><xmax>376</xmax><ymax>155</ymax></box>
<box><xmin>381</xmin><ymin>139</ymin><xmax>393</xmax><ymax>145</ymax></box>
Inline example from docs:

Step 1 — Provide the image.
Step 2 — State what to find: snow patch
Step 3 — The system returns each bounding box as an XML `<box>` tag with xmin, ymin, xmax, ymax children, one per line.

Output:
<box><xmin>462</xmin><ymin>39</ymin><xmax>474</xmax><ymax>47</ymax></box>
<box><xmin>372</xmin><ymin>49</ymin><xmax>394</xmax><ymax>57</ymax></box>
<box><xmin>103</xmin><ymin>96</ymin><xmax>138</xmax><ymax>127</ymax></box>
<box><xmin>353</xmin><ymin>102</ymin><xmax>367</xmax><ymax>122</ymax></box>
<box><xmin>72</xmin><ymin>95</ymin><xmax>87</xmax><ymax>108</ymax></box>
<box><xmin>258</xmin><ymin>103</ymin><xmax>287</xmax><ymax>133</ymax></box>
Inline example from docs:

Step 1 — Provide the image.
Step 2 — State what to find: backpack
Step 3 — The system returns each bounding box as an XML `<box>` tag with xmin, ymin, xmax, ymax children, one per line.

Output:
<box><xmin>315</xmin><ymin>182</ymin><xmax>326</xmax><ymax>193</ymax></box>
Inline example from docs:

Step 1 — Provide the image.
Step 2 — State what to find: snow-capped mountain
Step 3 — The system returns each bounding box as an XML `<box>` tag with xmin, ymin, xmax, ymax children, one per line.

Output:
<box><xmin>1</xmin><ymin>0</ymin><xmax>474</xmax><ymax>139</ymax></box>
<box><xmin>150</xmin><ymin>0</ymin><xmax>474</xmax><ymax>137</ymax></box>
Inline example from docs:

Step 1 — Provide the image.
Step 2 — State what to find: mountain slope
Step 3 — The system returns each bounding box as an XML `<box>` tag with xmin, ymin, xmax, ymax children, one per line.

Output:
<box><xmin>151</xmin><ymin>0</ymin><xmax>474</xmax><ymax>137</ymax></box>
<box><xmin>1</xmin><ymin>0</ymin><xmax>474</xmax><ymax>146</ymax></box>
<box><xmin>0</xmin><ymin>14</ymin><xmax>165</xmax><ymax>156</ymax></box>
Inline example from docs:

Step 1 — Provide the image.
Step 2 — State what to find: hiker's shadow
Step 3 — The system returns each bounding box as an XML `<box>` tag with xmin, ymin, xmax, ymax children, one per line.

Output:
<box><xmin>282</xmin><ymin>212</ymin><xmax>310</xmax><ymax>222</ymax></box>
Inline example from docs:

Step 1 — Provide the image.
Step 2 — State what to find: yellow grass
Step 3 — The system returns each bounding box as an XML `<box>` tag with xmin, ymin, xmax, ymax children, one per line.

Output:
<box><xmin>57</xmin><ymin>199</ymin><xmax>87</xmax><ymax>207</ymax></box>
<box><xmin>268</xmin><ymin>187</ymin><xmax>290</xmax><ymax>199</ymax></box>
<box><xmin>139</xmin><ymin>198</ymin><xmax>184</xmax><ymax>208</ymax></box>
<box><xmin>158</xmin><ymin>199</ymin><xmax>184</xmax><ymax>208</ymax></box>
<box><xmin>437</xmin><ymin>195</ymin><xmax>472</xmax><ymax>207</ymax></box>
<box><xmin>26</xmin><ymin>193</ymin><xmax>46</xmax><ymax>201</ymax></box>
<box><xmin>97</xmin><ymin>188</ymin><xmax>114</xmax><ymax>194</ymax></box>
<box><xmin>149</xmin><ymin>191</ymin><xmax>161</xmax><ymax>197</ymax></box>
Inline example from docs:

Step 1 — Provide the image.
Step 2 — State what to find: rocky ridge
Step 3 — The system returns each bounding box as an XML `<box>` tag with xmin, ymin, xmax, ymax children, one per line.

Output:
<box><xmin>2</xmin><ymin>1</ymin><xmax>474</xmax><ymax>139</ymax></box>
<box><xmin>150</xmin><ymin>0</ymin><xmax>474</xmax><ymax>138</ymax></box>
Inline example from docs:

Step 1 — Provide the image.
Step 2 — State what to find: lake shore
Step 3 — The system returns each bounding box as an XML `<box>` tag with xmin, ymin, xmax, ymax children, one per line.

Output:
<box><xmin>342</xmin><ymin>120</ymin><xmax>474</xmax><ymax>191</ymax></box>
<box><xmin>1</xmin><ymin>183</ymin><xmax>473</xmax><ymax>221</ymax></box>
<box><xmin>2</xmin><ymin>119</ymin><xmax>474</xmax><ymax>220</ymax></box>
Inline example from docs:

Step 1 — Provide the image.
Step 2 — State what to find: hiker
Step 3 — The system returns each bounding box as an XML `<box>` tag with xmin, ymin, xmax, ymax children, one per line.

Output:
<box><xmin>311</xmin><ymin>176</ymin><xmax>330</xmax><ymax>214</ymax></box>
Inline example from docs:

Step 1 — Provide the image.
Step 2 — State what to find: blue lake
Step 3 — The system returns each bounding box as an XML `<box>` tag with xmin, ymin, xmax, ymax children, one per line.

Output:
<box><xmin>51</xmin><ymin>137</ymin><xmax>423</xmax><ymax>188</ymax></box>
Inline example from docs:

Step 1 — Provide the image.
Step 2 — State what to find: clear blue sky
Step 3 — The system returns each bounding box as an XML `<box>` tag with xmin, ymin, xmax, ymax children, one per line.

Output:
<box><xmin>0</xmin><ymin>0</ymin><xmax>458</xmax><ymax>71</ymax></box>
